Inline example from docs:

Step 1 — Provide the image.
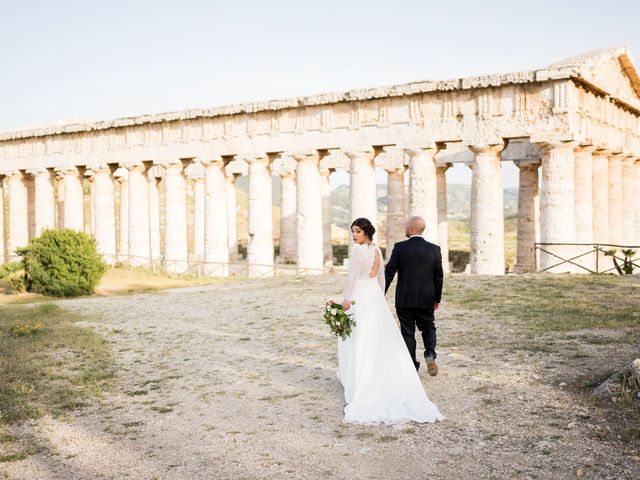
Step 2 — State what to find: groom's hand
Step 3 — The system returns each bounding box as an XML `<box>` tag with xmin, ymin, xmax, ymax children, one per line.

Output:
<box><xmin>342</xmin><ymin>300</ymin><xmax>351</xmax><ymax>311</ymax></box>
<box><xmin>434</xmin><ymin>303</ymin><xmax>440</xmax><ymax>311</ymax></box>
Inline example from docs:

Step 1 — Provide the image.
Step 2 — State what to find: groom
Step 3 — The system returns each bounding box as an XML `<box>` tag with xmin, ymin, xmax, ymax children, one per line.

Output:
<box><xmin>384</xmin><ymin>216</ymin><xmax>444</xmax><ymax>376</ymax></box>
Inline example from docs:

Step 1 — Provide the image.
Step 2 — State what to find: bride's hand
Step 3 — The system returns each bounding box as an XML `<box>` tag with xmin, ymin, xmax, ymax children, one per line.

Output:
<box><xmin>342</xmin><ymin>300</ymin><xmax>351</xmax><ymax>311</ymax></box>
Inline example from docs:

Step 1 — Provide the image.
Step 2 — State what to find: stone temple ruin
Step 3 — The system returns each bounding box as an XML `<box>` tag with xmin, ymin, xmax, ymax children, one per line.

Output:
<box><xmin>0</xmin><ymin>47</ymin><xmax>639</xmax><ymax>276</ymax></box>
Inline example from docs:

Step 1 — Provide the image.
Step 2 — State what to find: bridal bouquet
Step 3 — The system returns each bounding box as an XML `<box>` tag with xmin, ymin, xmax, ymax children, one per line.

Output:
<box><xmin>323</xmin><ymin>301</ymin><xmax>356</xmax><ymax>341</ymax></box>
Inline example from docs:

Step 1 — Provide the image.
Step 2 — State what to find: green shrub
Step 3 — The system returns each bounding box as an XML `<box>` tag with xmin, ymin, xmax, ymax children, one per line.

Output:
<box><xmin>16</xmin><ymin>229</ymin><xmax>107</xmax><ymax>297</ymax></box>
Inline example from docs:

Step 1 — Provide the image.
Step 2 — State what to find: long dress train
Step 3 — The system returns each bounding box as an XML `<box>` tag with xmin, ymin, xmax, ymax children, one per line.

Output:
<box><xmin>338</xmin><ymin>243</ymin><xmax>444</xmax><ymax>424</ymax></box>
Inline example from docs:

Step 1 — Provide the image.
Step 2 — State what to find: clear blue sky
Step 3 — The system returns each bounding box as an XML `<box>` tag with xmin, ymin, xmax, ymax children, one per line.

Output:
<box><xmin>2</xmin><ymin>0</ymin><xmax>639</xmax><ymax>187</ymax></box>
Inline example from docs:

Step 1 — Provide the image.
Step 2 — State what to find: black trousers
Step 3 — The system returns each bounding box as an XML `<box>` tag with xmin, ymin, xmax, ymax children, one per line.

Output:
<box><xmin>396</xmin><ymin>307</ymin><xmax>437</xmax><ymax>370</ymax></box>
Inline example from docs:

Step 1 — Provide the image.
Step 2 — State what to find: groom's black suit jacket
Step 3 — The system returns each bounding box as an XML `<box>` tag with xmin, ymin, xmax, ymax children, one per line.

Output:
<box><xmin>384</xmin><ymin>236</ymin><xmax>443</xmax><ymax>309</ymax></box>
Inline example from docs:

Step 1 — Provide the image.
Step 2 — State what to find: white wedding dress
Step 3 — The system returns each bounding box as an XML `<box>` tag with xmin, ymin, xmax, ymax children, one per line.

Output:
<box><xmin>338</xmin><ymin>243</ymin><xmax>445</xmax><ymax>424</ymax></box>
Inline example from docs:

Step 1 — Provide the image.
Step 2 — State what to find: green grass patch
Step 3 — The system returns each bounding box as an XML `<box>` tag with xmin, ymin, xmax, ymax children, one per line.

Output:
<box><xmin>0</xmin><ymin>303</ymin><xmax>115</xmax><ymax>424</ymax></box>
<box><xmin>445</xmin><ymin>275</ymin><xmax>640</xmax><ymax>333</ymax></box>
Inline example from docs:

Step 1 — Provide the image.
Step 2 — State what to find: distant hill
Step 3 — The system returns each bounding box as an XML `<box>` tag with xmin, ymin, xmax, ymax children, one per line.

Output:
<box><xmin>234</xmin><ymin>178</ymin><xmax>518</xmax><ymax>241</ymax></box>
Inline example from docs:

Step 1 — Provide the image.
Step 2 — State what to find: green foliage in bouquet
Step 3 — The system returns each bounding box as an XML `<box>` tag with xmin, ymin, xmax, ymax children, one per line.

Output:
<box><xmin>323</xmin><ymin>301</ymin><xmax>356</xmax><ymax>341</ymax></box>
<box><xmin>16</xmin><ymin>229</ymin><xmax>107</xmax><ymax>297</ymax></box>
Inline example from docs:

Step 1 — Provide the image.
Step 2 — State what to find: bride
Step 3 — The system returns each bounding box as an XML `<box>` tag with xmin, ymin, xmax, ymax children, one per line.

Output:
<box><xmin>338</xmin><ymin>217</ymin><xmax>444</xmax><ymax>424</ymax></box>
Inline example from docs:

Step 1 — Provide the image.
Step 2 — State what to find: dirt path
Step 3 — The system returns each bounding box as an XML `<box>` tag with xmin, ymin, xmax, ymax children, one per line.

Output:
<box><xmin>2</xmin><ymin>275</ymin><xmax>638</xmax><ymax>479</ymax></box>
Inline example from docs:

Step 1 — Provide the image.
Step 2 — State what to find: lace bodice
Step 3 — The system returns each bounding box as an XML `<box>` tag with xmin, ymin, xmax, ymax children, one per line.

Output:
<box><xmin>343</xmin><ymin>243</ymin><xmax>385</xmax><ymax>300</ymax></box>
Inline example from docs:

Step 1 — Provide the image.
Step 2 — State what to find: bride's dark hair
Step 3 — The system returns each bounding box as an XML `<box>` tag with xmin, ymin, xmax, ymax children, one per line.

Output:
<box><xmin>351</xmin><ymin>217</ymin><xmax>376</xmax><ymax>240</ymax></box>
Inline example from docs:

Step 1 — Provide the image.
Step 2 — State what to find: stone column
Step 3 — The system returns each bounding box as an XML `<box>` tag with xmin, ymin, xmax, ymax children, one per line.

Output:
<box><xmin>91</xmin><ymin>165</ymin><xmax>117</xmax><ymax>263</ymax></box>
<box><xmin>163</xmin><ymin>160</ymin><xmax>189</xmax><ymax>274</ymax></box>
<box><xmin>347</xmin><ymin>149</ymin><xmax>377</xmax><ymax>255</ymax></box>
<box><xmin>573</xmin><ymin>146</ymin><xmax>596</xmax><ymax>272</ymax></box>
<box><xmin>202</xmin><ymin>158</ymin><xmax>229</xmax><ymax>276</ymax></box>
<box><xmin>0</xmin><ymin>175</ymin><xmax>4</xmax><ymax>263</ymax></box>
<box><xmin>114</xmin><ymin>169</ymin><xmax>129</xmax><ymax>263</ymax></box>
<box><xmin>469</xmin><ymin>144</ymin><xmax>506</xmax><ymax>275</ymax></box>
<box><xmin>407</xmin><ymin>147</ymin><xmax>438</xmax><ymax>243</ymax></box>
<box><xmin>191</xmin><ymin>173</ymin><xmax>205</xmax><ymax>260</ymax></box>
<box><xmin>436</xmin><ymin>164</ymin><xmax>450</xmax><ymax>273</ymax></box>
<box><xmin>538</xmin><ymin>141</ymin><xmax>578</xmax><ymax>273</ymax></box>
<box><xmin>247</xmin><ymin>155</ymin><xmax>274</xmax><ymax>276</ymax></box>
<box><xmin>147</xmin><ymin>169</ymin><xmax>161</xmax><ymax>263</ymax></box>
<box><xmin>514</xmin><ymin>161</ymin><xmax>540</xmax><ymax>273</ymax></box>
<box><xmin>608</xmin><ymin>152</ymin><xmax>624</xmax><ymax>246</ymax></box>
<box><xmin>226</xmin><ymin>174</ymin><xmax>239</xmax><ymax>261</ymax></box>
<box><xmin>622</xmin><ymin>156</ymin><xmax>636</xmax><ymax>246</ymax></box>
<box><xmin>319</xmin><ymin>169</ymin><xmax>333</xmax><ymax>266</ymax></box>
<box><xmin>294</xmin><ymin>152</ymin><xmax>323</xmax><ymax>274</ymax></box>
<box><xmin>6</xmin><ymin>171</ymin><xmax>29</xmax><ymax>258</ymax></box>
<box><xmin>592</xmin><ymin>149</ymin><xmax>610</xmax><ymax>266</ymax></box>
<box><xmin>28</xmin><ymin>168</ymin><xmax>55</xmax><ymax>236</ymax></box>
<box><xmin>281</xmin><ymin>173</ymin><xmax>297</xmax><ymax>264</ymax></box>
<box><xmin>126</xmin><ymin>162</ymin><xmax>151</xmax><ymax>267</ymax></box>
<box><xmin>385</xmin><ymin>166</ymin><xmax>406</xmax><ymax>251</ymax></box>
<box><xmin>635</xmin><ymin>159</ymin><xmax>640</xmax><ymax>245</ymax></box>
<box><xmin>57</xmin><ymin>167</ymin><xmax>84</xmax><ymax>232</ymax></box>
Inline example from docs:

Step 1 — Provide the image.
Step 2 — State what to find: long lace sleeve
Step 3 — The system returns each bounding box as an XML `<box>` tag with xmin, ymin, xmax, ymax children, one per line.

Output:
<box><xmin>376</xmin><ymin>247</ymin><xmax>385</xmax><ymax>292</ymax></box>
<box><xmin>343</xmin><ymin>245</ymin><xmax>367</xmax><ymax>300</ymax></box>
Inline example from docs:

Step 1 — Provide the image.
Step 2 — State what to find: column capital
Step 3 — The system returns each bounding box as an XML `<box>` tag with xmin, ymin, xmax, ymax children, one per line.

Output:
<box><xmin>271</xmin><ymin>155</ymin><xmax>296</xmax><ymax>177</ymax></box>
<box><xmin>593</xmin><ymin>147</ymin><xmax>613</xmax><ymax>157</ymax></box>
<box><xmin>199</xmin><ymin>155</ymin><xmax>225</xmax><ymax>167</ymax></box>
<box><xmin>375</xmin><ymin>147</ymin><xmax>405</xmax><ymax>171</ymax></box>
<box><xmin>242</xmin><ymin>154</ymin><xmax>269</xmax><ymax>165</ymax></box>
<box><xmin>608</xmin><ymin>152</ymin><xmax>627</xmax><ymax>161</ymax></box>
<box><xmin>468</xmin><ymin>143</ymin><xmax>506</xmax><ymax>155</ymax></box>
<box><xmin>535</xmin><ymin>140</ymin><xmax>580</xmax><ymax>153</ymax></box>
<box><xmin>514</xmin><ymin>159</ymin><xmax>541</xmax><ymax>170</ymax></box>
<box><xmin>436</xmin><ymin>163</ymin><xmax>452</xmax><ymax>173</ymax></box>
<box><xmin>574</xmin><ymin>144</ymin><xmax>598</xmax><ymax>155</ymax></box>
<box><xmin>404</xmin><ymin>146</ymin><xmax>439</xmax><ymax>158</ymax></box>
<box><xmin>26</xmin><ymin>168</ymin><xmax>51</xmax><ymax>177</ymax></box>
<box><xmin>54</xmin><ymin>165</ymin><xmax>81</xmax><ymax>175</ymax></box>
<box><xmin>290</xmin><ymin>151</ymin><xmax>320</xmax><ymax>163</ymax></box>
<box><xmin>344</xmin><ymin>147</ymin><xmax>375</xmax><ymax>161</ymax></box>
<box><xmin>121</xmin><ymin>161</ymin><xmax>148</xmax><ymax>172</ymax></box>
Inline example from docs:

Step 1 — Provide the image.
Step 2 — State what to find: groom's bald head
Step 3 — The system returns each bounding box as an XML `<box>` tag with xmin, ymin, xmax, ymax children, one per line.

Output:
<box><xmin>405</xmin><ymin>216</ymin><xmax>426</xmax><ymax>237</ymax></box>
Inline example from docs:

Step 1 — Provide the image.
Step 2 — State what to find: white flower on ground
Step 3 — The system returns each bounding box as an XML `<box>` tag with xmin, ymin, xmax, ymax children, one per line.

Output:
<box><xmin>331</xmin><ymin>309</ymin><xmax>337</xmax><ymax>316</ymax></box>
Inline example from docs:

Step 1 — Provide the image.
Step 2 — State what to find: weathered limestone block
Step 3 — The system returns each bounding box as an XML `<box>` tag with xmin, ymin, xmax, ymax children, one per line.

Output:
<box><xmin>469</xmin><ymin>144</ymin><xmax>505</xmax><ymax>275</ymax></box>
<box><xmin>56</xmin><ymin>166</ymin><xmax>84</xmax><ymax>232</ymax></box>
<box><xmin>202</xmin><ymin>158</ymin><xmax>229</xmax><ymax>276</ymax></box>
<box><xmin>538</xmin><ymin>141</ymin><xmax>578</xmax><ymax>273</ymax></box>
<box><xmin>621</xmin><ymin>156</ymin><xmax>636</xmax><ymax>245</ymax></box>
<box><xmin>90</xmin><ymin>165</ymin><xmax>116</xmax><ymax>262</ymax></box>
<box><xmin>272</xmin><ymin>155</ymin><xmax>297</xmax><ymax>264</ymax></box>
<box><xmin>247</xmin><ymin>155</ymin><xmax>274</xmax><ymax>276</ymax></box>
<box><xmin>608</xmin><ymin>153</ymin><xmax>625</xmax><ymax>245</ymax></box>
<box><xmin>6</xmin><ymin>171</ymin><xmax>29</xmax><ymax>258</ymax></box>
<box><xmin>294</xmin><ymin>152</ymin><xmax>324</xmax><ymax>273</ymax></box>
<box><xmin>436</xmin><ymin>165</ymin><xmax>450</xmax><ymax>273</ymax></box>
<box><xmin>514</xmin><ymin>161</ymin><xmax>540</xmax><ymax>273</ymax></box>
<box><xmin>593</xmin><ymin>358</ymin><xmax>640</xmax><ymax>401</ymax></box>
<box><xmin>163</xmin><ymin>160</ymin><xmax>189</xmax><ymax>274</ymax></box>
<box><xmin>28</xmin><ymin>168</ymin><xmax>55</xmax><ymax>236</ymax></box>
<box><xmin>407</xmin><ymin>147</ymin><xmax>438</xmax><ymax>244</ymax></box>
<box><xmin>573</xmin><ymin>146</ymin><xmax>596</xmax><ymax>272</ymax></box>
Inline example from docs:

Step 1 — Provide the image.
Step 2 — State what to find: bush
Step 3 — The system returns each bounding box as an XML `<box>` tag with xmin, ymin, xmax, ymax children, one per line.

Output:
<box><xmin>16</xmin><ymin>229</ymin><xmax>107</xmax><ymax>297</ymax></box>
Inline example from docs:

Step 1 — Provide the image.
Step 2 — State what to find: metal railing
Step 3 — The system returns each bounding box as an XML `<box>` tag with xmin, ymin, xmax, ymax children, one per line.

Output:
<box><xmin>534</xmin><ymin>243</ymin><xmax>639</xmax><ymax>274</ymax></box>
<box><xmin>102</xmin><ymin>253</ymin><xmax>340</xmax><ymax>278</ymax></box>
